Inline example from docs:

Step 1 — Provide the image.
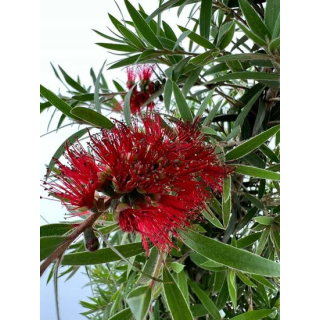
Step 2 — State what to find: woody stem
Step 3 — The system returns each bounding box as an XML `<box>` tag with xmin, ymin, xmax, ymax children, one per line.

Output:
<box><xmin>40</xmin><ymin>199</ymin><xmax>111</xmax><ymax>277</ymax></box>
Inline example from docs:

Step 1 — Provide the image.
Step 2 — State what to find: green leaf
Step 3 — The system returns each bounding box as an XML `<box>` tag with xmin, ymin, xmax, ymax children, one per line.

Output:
<box><xmin>124</xmin><ymin>0</ymin><xmax>163</xmax><ymax>49</ymax></box>
<box><xmin>94</xmin><ymin>60</ymin><xmax>106</xmax><ymax>114</ymax></box>
<box><xmin>163</xmin><ymin>267</ymin><xmax>193</xmax><ymax>320</ymax></box>
<box><xmin>92</xmin><ymin>29</ymin><xmax>123</xmax><ymax>43</ymax></box>
<box><xmin>108</xmin><ymin>54</ymin><xmax>141</xmax><ymax>70</ymax></box>
<box><xmin>226</xmin><ymin>125</ymin><xmax>280</xmax><ymax>161</ymax></box>
<box><xmin>269</xmin><ymin>37</ymin><xmax>280</xmax><ymax>53</ymax></box>
<box><xmin>237</xmin><ymin>232</ymin><xmax>262</xmax><ymax>249</ymax></box>
<box><xmin>171</xmin><ymin>262</ymin><xmax>185</xmax><ymax>273</ymax></box>
<box><xmin>164</xmin><ymin>79</ymin><xmax>173</xmax><ymax>112</ymax></box>
<box><xmin>227</xmin><ymin>269</ymin><xmax>237</xmax><ymax>310</ymax></box>
<box><xmin>146</xmin><ymin>0</ymin><xmax>180</xmax><ymax>22</ymax></box>
<box><xmin>172</xmin><ymin>82</ymin><xmax>193</xmax><ymax>122</ymax></box>
<box><xmin>250</xmin><ymin>274</ymin><xmax>275</xmax><ymax>290</ymax></box>
<box><xmin>234</xmin><ymin>87</ymin><xmax>265</xmax><ymax>128</ymax></box>
<box><xmin>223</xmin><ymin>176</ymin><xmax>232</xmax><ymax>228</ymax></box>
<box><xmin>182</xmin><ymin>67</ymin><xmax>202</xmax><ymax>96</ymax></box>
<box><xmin>235</xmin><ymin>21</ymin><xmax>267</xmax><ymax>47</ymax></box>
<box><xmin>40</xmin><ymin>101</ymin><xmax>52</xmax><ymax>113</ymax></box>
<box><xmin>40</xmin><ymin>224</ymin><xmax>75</xmax><ymax>237</ymax></box>
<box><xmin>40</xmin><ymin>236</ymin><xmax>68</xmax><ymax>261</ymax></box>
<box><xmin>176</xmin><ymin>270</ymin><xmax>189</xmax><ymax>304</ymax></box>
<box><xmin>202</xmin><ymin>208</ymin><xmax>224</xmax><ymax>229</ymax></box>
<box><xmin>62</xmin><ymin>242</ymin><xmax>145</xmax><ymax>265</ymax></box>
<box><xmin>163</xmin><ymin>21</ymin><xmax>178</xmax><ymax>42</ymax></box>
<box><xmin>203</xmin><ymin>63</ymin><xmax>228</xmax><ymax>76</ymax></box>
<box><xmin>70</xmin><ymin>107</ymin><xmax>114</xmax><ymax>129</ymax></box>
<box><xmin>215</xmin><ymin>53</ymin><xmax>273</xmax><ymax>62</ymax></box>
<box><xmin>124</xmin><ymin>84</ymin><xmax>137</xmax><ymax>126</ymax></box>
<box><xmin>205</xmin><ymin>72</ymin><xmax>279</xmax><ymax>85</ymax></box>
<box><xmin>255</xmin><ymin>227</ymin><xmax>270</xmax><ymax>255</ymax></box>
<box><xmin>40</xmin><ymin>85</ymin><xmax>79</xmax><ymax>120</ymax></box>
<box><xmin>236</xmin><ymin>271</ymin><xmax>256</xmax><ymax>287</ymax></box>
<box><xmin>203</xmin><ymin>100</ymin><xmax>222</xmax><ymax>126</ymax></box>
<box><xmin>195</xmin><ymin>90</ymin><xmax>213</xmax><ymax>117</ymax></box>
<box><xmin>244</xmin><ymin>193</ymin><xmax>265</xmax><ymax>210</ymax></box>
<box><xmin>178</xmin><ymin>25</ymin><xmax>216</xmax><ymax>49</ymax></box>
<box><xmin>217</xmin><ymin>21</ymin><xmax>235</xmax><ymax>50</ymax></box>
<box><xmin>58</xmin><ymin>66</ymin><xmax>87</xmax><ymax>93</ymax></box>
<box><xmin>272</xmin><ymin>14</ymin><xmax>280</xmax><ymax>40</ymax></box>
<box><xmin>108</xmin><ymin>308</ymin><xmax>133</xmax><ymax>320</ymax></box>
<box><xmin>235</xmin><ymin>165</ymin><xmax>280</xmax><ymax>181</ymax></box>
<box><xmin>188</xmin><ymin>281</ymin><xmax>221</xmax><ymax>320</ymax></box>
<box><xmin>46</xmin><ymin>128</ymin><xmax>88</xmax><ymax>178</ymax></box>
<box><xmin>118</xmin><ymin>25</ymin><xmax>146</xmax><ymax>49</ymax></box>
<box><xmin>126</xmin><ymin>286</ymin><xmax>151</xmax><ymax>320</ymax></box>
<box><xmin>173</xmin><ymin>31</ymin><xmax>191</xmax><ymax>50</ymax></box>
<box><xmin>72</xmin><ymin>94</ymin><xmax>94</xmax><ymax>102</ymax></box>
<box><xmin>199</xmin><ymin>0</ymin><xmax>212</xmax><ymax>39</ymax></box>
<box><xmin>190</xmin><ymin>50</ymin><xmax>216</xmax><ymax>66</ymax></box>
<box><xmin>179</xmin><ymin>229</ymin><xmax>280</xmax><ymax>277</ymax></box>
<box><xmin>253</xmin><ymin>216</ymin><xmax>274</xmax><ymax>226</ymax></box>
<box><xmin>96</xmin><ymin>43</ymin><xmax>137</xmax><ymax>52</ymax></box>
<box><xmin>229</xmin><ymin>309</ymin><xmax>275</xmax><ymax>320</ymax></box>
<box><xmin>137</xmin><ymin>247</ymin><xmax>159</xmax><ymax>284</ymax></box>
<box><xmin>265</xmin><ymin>0</ymin><xmax>280</xmax><ymax>35</ymax></box>
<box><xmin>238</xmin><ymin>0</ymin><xmax>271</xmax><ymax>40</ymax></box>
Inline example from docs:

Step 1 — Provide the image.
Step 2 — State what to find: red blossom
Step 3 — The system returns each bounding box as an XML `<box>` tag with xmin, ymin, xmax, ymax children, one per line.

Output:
<box><xmin>89</xmin><ymin>114</ymin><xmax>231</xmax><ymax>252</ymax></box>
<box><xmin>43</xmin><ymin>114</ymin><xmax>232</xmax><ymax>252</ymax></box>
<box><xmin>124</xmin><ymin>65</ymin><xmax>156</xmax><ymax>115</ymax></box>
<box><xmin>44</xmin><ymin>143</ymin><xmax>102</xmax><ymax>212</ymax></box>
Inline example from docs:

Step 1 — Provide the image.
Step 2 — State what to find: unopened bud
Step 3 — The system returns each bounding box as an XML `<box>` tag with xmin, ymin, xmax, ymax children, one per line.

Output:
<box><xmin>84</xmin><ymin>227</ymin><xmax>99</xmax><ymax>252</ymax></box>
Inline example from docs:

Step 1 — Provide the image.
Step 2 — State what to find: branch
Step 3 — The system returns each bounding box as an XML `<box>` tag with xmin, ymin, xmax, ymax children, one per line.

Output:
<box><xmin>40</xmin><ymin>199</ymin><xmax>111</xmax><ymax>277</ymax></box>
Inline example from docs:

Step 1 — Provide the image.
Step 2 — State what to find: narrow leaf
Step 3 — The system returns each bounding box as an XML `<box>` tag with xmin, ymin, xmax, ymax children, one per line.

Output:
<box><xmin>226</xmin><ymin>125</ymin><xmax>280</xmax><ymax>161</ymax></box>
<box><xmin>71</xmin><ymin>107</ymin><xmax>114</xmax><ymax>129</ymax></box>
<box><xmin>229</xmin><ymin>309</ymin><xmax>275</xmax><ymax>320</ymax></box>
<box><xmin>199</xmin><ymin>0</ymin><xmax>212</xmax><ymax>39</ymax></box>
<box><xmin>234</xmin><ymin>87</ymin><xmax>265</xmax><ymax>128</ymax></box>
<box><xmin>235</xmin><ymin>165</ymin><xmax>280</xmax><ymax>181</ymax></box>
<box><xmin>40</xmin><ymin>224</ymin><xmax>74</xmax><ymax>237</ymax></box>
<box><xmin>265</xmin><ymin>0</ymin><xmax>280</xmax><ymax>35</ymax></box>
<box><xmin>58</xmin><ymin>66</ymin><xmax>87</xmax><ymax>93</ymax></box>
<box><xmin>94</xmin><ymin>60</ymin><xmax>106</xmax><ymax>114</ymax></box>
<box><xmin>227</xmin><ymin>269</ymin><xmax>237</xmax><ymax>310</ymax></box>
<box><xmin>125</xmin><ymin>0</ymin><xmax>163</xmax><ymax>49</ymax></box>
<box><xmin>238</xmin><ymin>0</ymin><xmax>271</xmax><ymax>40</ymax></box>
<box><xmin>172</xmin><ymin>82</ymin><xmax>193</xmax><ymax>122</ymax></box>
<box><xmin>163</xmin><ymin>267</ymin><xmax>193</xmax><ymax>320</ymax></box>
<box><xmin>40</xmin><ymin>236</ymin><xmax>68</xmax><ymax>261</ymax></box>
<box><xmin>179</xmin><ymin>229</ymin><xmax>280</xmax><ymax>277</ymax></box>
<box><xmin>40</xmin><ymin>85</ymin><xmax>78</xmax><ymax>120</ymax></box>
<box><xmin>126</xmin><ymin>286</ymin><xmax>151</xmax><ymax>320</ymax></box>
<box><xmin>188</xmin><ymin>281</ymin><xmax>221</xmax><ymax>320</ymax></box>
<box><xmin>62</xmin><ymin>242</ymin><xmax>145</xmax><ymax>265</ymax></box>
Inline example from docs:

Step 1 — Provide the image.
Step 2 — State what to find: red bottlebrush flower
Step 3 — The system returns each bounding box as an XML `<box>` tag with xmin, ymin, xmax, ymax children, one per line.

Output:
<box><xmin>137</xmin><ymin>65</ymin><xmax>153</xmax><ymax>82</ymax></box>
<box><xmin>89</xmin><ymin>114</ymin><xmax>231</xmax><ymax>253</ymax></box>
<box><xmin>126</xmin><ymin>67</ymin><xmax>136</xmax><ymax>90</ymax></box>
<box><xmin>44</xmin><ymin>143</ymin><xmax>102</xmax><ymax>213</ymax></box>
<box><xmin>124</xmin><ymin>65</ymin><xmax>156</xmax><ymax>115</ymax></box>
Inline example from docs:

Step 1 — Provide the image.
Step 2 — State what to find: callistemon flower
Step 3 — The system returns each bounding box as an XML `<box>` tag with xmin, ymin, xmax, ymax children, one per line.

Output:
<box><xmin>44</xmin><ymin>143</ymin><xmax>102</xmax><ymax>213</ymax></box>
<box><xmin>125</xmin><ymin>65</ymin><xmax>156</xmax><ymax>115</ymax></box>
<box><xmin>89</xmin><ymin>114</ymin><xmax>231</xmax><ymax>253</ymax></box>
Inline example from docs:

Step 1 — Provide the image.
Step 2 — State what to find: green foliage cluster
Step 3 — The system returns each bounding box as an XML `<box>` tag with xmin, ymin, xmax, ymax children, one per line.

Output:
<box><xmin>40</xmin><ymin>0</ymin><xmax>280</xmax><ymax>319</ymax></box>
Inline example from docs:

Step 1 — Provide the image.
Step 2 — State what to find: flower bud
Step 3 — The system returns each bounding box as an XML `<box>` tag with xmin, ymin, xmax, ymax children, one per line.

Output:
<box><xmin>84</xmin><ymin>227</ymin><xmax>100</xmax><ymax>252</ymax></box>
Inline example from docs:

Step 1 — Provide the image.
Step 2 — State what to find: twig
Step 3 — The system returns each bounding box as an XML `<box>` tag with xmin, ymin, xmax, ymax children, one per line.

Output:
<box><xmin>40</xmin><ymin>199</ymin><xmax>111</xmax><ymax>277</ymax></box>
